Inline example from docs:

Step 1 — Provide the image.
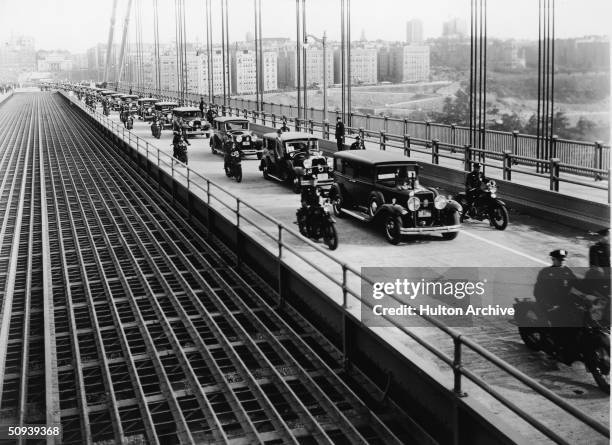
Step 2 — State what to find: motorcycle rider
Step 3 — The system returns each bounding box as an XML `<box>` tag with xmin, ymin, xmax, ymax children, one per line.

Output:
<box><xmin>533</xmin><ymin>249</ymin><xmax>590</xmax><ymax>363</ymax></box>
<box><xmin>206</xmin><ymin>106</ymin><xmax>216</xmax><ymax>125</ymax></box>
<box><xmin>464</xmin><ymin>162</ymin><xmax>487</xmax><ymax>216</ymax></box>
<box><xmin>172</xmin><ymin>131</ymin><xmax>189</xmax><ymax>163</ymax></box>
<box><xmin>297</xmin><ymin>181</ymin><xmax>324</xmax><ymax>237</ymax></box>
<box><xmin>199</xmin><ymin>97</ymin><xmax>205</xmax><ymax>118</ymax></box>
<box><xmin>349</xmin><ymin>135</ymin><xmax>364</xmax><ymax>150</ymax></box>
<box><xmin>590</xmin><ymin>228</ymin><xmax>610</xmax><ymax>268</ymax></box>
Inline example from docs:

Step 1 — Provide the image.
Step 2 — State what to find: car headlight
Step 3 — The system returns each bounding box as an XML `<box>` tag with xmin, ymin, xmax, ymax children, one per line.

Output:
<box><xmin>251</xmin><ymin>134</ymin><xmax>257</xmax><ymax>141</ymax></box>
<box><xmin>188</xmin><ymin>121</ymin><xmax>193</xmax><ymax>127</ymax></box>
<box><xmin>327</xmin><ymin>158</ymin><xmax>333</xmax><ymax>168</ymax></box>
<box><xmin>148</xmin><ymin>107</ymin><xmax>152</xmax><ymax>112</ymax></box>
<box><xmin>434</xmin><ymin>195</ymin><xmax>447</xmax><ymax>210</ymax></box>
<box><xmin>167</xmin><ymin>113</ymin><xmax>171</xmax><ymax>119</ymax></box>
<box><xmin>407</xmin><ymin>197</ymin><xmax>421</xmax><ymax>211</ymax></box>
<box><xmin>305</xmin><ymin>169</ymin><xmax>312</xmax><ymax>175</ymax></box>
<box><xmin>303</xmin><ymin>159</ymin><xmax>312</xmax><ymax>169</ymax></box>
<box><xmin>236</xmin><ymin>135</ymin><xmax>243</xmax><ymax>142</ymax></box>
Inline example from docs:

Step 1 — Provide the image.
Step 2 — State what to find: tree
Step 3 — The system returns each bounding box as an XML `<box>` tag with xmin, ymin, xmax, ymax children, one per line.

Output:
<box><xmin>429</xmin><ymin>89</ymin><xmax>470</xmax><ymax>125</ymax></box>
<box><xmin>489</xmin><ymin>112</ymin><xmax>523</xmax><ymax>132</ymax></box>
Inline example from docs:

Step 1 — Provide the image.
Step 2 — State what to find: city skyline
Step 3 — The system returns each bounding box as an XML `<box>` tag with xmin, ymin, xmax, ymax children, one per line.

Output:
<box><xmin>1</xmin><ymin>0</ymin><xmax>611</xmax><ymax>53</ymax></box>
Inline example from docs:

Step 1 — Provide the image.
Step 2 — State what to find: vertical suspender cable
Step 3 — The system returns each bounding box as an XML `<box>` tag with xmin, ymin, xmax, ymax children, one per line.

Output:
<box><xmin>296</xmin><ymin>0</ymin><xmax>301</xmax><ymax>122</ymax></box>
<box><xmin>347</xmin><ymin>0</ymin><xmax>351</xmax><ymax>127</ymax></box>
<box><xmin>258</xmin><ymin>0</ymin><xmax>263</xmax><ymax>110</ymax></box>
<box><xmin>303</xmin><ymin>0</ymin><xmax>307</xmax><ymax>121</ymax></box>
<box><xmin>536</xmin><ymin>0</ymin><xmax>542</xmax><ymax>169</ymax></box>
<box><xmin>550</xmin><ymin>0</ymin><xmax>555</xmax><ymax>153</ymax></box>
<box><xmin>469</xmin><ymin>0</ymin><xmax>474</xmax><ymax>147</ymax></box>
<box><xmin>104</xmin><ymin>0</ymin><xmax>118</xmax><ymax>83</ymax></box>
<box><xmin>482</xmin><ymin>0</ymin><xmax>487</xmax><ymax>155</ymax></box>
<box><xmin>254</xmin><ymin>0</ymin><xmax>260</xmax><ymax>111</ymax></box>
<box><xmin>340</xmin><ymin>0</ymin><xmax>345</xmax><ymax>123</ymax></box>
<box><xmin>543</xmin><ymin>0</ymin><xmax>549</xmax><ymax>161</ymax></box>
<box><xmin>153</xmin><ymin>0</ymin><xmax>161</xmax><ymax>94</ymax></box>
<box><xmin>205</xmin><ymin>0</ymin><xmax>213</xmax><ymax>103</ymax></box>
<box><xmin>224</xmin><ymin>0</ymin><xmax>230</xmax><ymax>103</ymax></box>
<box><xmin>221</xmin><ymin>0</ymin><xmax>226</xmax><ymax>106</ymax></box>
<box><xmin>116</xmin><ymin>0</ymin><xmax>133</xmax><ymax>86</ymax></box>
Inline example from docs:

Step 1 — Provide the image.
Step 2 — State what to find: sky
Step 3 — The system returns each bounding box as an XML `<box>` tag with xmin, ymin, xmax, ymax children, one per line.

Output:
<box><xmin>0</xmin><ymin>0</ymin><xmax>610</xmax><ymax>53</ymax></box>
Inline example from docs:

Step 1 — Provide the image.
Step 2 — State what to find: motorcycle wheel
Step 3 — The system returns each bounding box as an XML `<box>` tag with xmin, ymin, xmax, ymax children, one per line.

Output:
<box><xmin>518</xmin><ymin>327</ymin><xmax>543</xmax><ymax>351</ymax></box>
<box><xmin>490</xmin><ymin>204</ymin><xmax>509</xmax><ymax>230</ymax></box>
<box><xmin>441</xmin><ymin>211</ymin><xmax>460</xmax><ymax>240</ymax></box>
<box><xmin>323</xmin><ymin>223</ymin><xmax>338</xmax><ymax>250</ymax></box>
<box><xmin>292</xmin><ymin>177</ymin><xmax>301</xmax><ymax>194</ymax></box>
<box><xmin>235</xmin><ymin>165</ymin><xmax>243</xmax><ymax>183</ymax></box>
<box><xmin>589</xmin><ymin>346</ymin><xmax>610</xmax><ymax>393</ymax></box>
<box><xmin>224</xmin><ymin>165</ymin><xmax>232</xmax><ymax>178</ymax></box>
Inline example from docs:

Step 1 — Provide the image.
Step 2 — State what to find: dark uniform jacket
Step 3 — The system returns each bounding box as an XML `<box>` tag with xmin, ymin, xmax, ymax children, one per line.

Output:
<box><xmin>465</xmin><ymin>170</ymin><xmax>486</xmax><ymax>190</ymax></box>
<box><xmin>589</xmin><ymin>242</ymin><xmax>610</xmax><ymax>267</ymax></box>
<box><xmin>335</xmin><ymin>121</ymin><xmax>345</xmax><ymax>140</ymax></box>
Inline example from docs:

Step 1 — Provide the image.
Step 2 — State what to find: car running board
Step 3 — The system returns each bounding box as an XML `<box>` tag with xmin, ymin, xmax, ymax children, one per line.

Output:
<box><xmin>340</xmin><ymin>208</ymin><xmax>373</xmax><ymax>222</ymax></box>
<box><xmin>266</xmin><ymin>174</ymin><xmax>286</xmax><ymax>183</ymax></box>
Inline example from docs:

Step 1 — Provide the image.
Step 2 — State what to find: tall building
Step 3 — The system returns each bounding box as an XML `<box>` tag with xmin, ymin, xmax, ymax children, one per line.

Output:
<box><xmin>0</xmin><ymin>35</ymin><xmax>37</xmax><ymax>82</ymax></box>
<box><xmin>36</xmin><ymin>51</ymin><xmax>73</xmax><ymax>72</ymax></box>
<box><xmin>277</xmin><ymin>48</ymin><xmax>296</xmax><ymax>89</ymax></box>
<box><xmin>442</xmin><ymin>18</ymin><xmax>467</xmax><ymax>38</ymax></box>
<box><xmin>305</xmin><ymin>46</ymin><xmax>334</xmax><ymax>87</ymax></box>
<box><xmin>402</xmin><ymin>45</ymin><xmax>430</xmax><ymax>82</ymax></box>
<box><xmin>349</xmin><ymin>47</ymin><xmax>378</xmax><ymax>84</ymax></box>
<box><xmin>406</xmin><ymin>19</ymin><xmax>424</xmax><ymax>44</ymax></box>
<box><xmin>230</xmin><ymin>49</ymin><xmax>277</xmax><ymax>94</ymax></box>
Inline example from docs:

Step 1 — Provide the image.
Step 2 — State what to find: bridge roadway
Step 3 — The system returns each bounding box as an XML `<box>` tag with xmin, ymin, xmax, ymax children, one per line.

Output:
<box><xmin>95</xmin><ymin>99</ymin><xmax>610</xmax><ymax>444</ymax></box>
<box><xmin>0</xmin><ymin>92</ymin><xmax>425</xmax><ymax>445</ymax></box>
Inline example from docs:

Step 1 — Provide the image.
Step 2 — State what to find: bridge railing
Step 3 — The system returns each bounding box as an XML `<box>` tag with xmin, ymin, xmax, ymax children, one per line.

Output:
<box><xmin>118</xmin><ymin>85</ymin><xmax>610</xmax><ymax>200</ymax></box>
<box><xmin>61</xmin><ymin>86</ymin><xmax>610</xmax><ymax>444</ymax></box>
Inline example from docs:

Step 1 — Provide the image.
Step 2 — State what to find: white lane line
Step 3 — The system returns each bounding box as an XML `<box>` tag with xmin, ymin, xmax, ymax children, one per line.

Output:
<box><xmin>462</xmin><ymin>230</ymin><xmax>549</xmax><ymax>265</ymax></box>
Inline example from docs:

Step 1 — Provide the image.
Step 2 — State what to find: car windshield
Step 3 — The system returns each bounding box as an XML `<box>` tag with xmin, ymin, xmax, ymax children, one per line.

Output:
<box><xmin>376</xmin><ymin>166</ymin><xmax>417</xmax><ymax>189</ymax></box>
<box><xmin>286</xmin><ymin>139</ymin><xmax>319</xmax><ymax>155</ymax></box>
<box><xmin>178</xmin><ymin>111</ymin><xmax>199</xmax><ymax>118</ymax></box>
<box><xmin>225</xmin><ymin>121</ymin><xmax>249</xmax><ymax>131</ymax></box>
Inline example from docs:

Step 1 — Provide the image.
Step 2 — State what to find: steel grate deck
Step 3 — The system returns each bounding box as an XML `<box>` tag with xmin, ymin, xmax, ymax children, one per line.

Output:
<box><xmin>0</xmin><ymin>93</ymin><xmax>418</xmax><ymax>445</ymax></box>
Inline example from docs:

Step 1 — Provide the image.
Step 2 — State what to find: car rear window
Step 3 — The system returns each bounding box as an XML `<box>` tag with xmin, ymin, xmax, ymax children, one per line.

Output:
<box><xmin>226</xmin><ymin>122</ymin><xmax>249</xmax><ymax>130</ymax></box>
<box><xmin>376</xmin><ymin>166</ymin><xmax>416</xmax><ymax>187</ymax></box>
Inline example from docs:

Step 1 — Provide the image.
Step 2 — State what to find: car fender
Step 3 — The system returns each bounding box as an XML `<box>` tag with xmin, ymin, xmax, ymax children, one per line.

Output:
<box><xmin>446</xmin><ymin>199</ymin><xmax>462</xmax><ymax>213</ymax></box>
<box><xmin>373</xmin><ymin>204</ymin><xmax>406</xmax><ymax>221</ymax></box>
<box><xmin>294</xmin><ymin>166</ymin><xmax>305</xmax><ymax>176</ymax></box>
<box><xmin>492</xmin><ymin>198</ymin><xmax>507</xmax><ymax>207</ymax></box>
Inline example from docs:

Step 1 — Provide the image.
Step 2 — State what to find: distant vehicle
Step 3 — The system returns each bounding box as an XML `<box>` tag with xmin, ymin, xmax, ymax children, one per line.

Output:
<box><xmin>172</xmin><ymin>107</ymin><xmax>211</xmax><ymax>138</ymax></box>
<box><xmin>210</xmin><ymin>116</ymin><xmax>262</xmax><ymax>158</ymax></box>
<box><xmin>259</xmin><ymin>132</ymin><xmax>333</xmax><ymax>194</ymax></box>
<box><xmin>154</xmin><ymin>102</ymin><xmax>179</xmax><ymax>129</ymax></box>
<box><xmin>120</xmin><ymin>94</ymin><xmax>140</xmax><ymax>114</ymax></box>
<box><xmin>137</xmin><ymin>98</ymin><xmax>160</xmax><ymax>121</ymax></box>
<box><xmin>110</xmin><ymin>93</ymin><xmax>124</xmax><ymax>110</ymax></box>
<box><xmin>328</xmin><ymin>150</ymin><xmax>462</xmax><ymax>244</ymax></box>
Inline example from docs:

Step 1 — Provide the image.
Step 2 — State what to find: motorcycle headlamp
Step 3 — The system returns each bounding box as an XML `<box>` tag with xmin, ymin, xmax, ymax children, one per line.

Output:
<box><xmin>407</xmin><ymin>197</ymin><xmax>421</xmax><ymax>211</ymax></box>
<box><xmin>303</xmin><ymin>159</ymin><xmax>312</xmax><ymax>169</ymax></box>
<box><xmin>232</xmin><ymin>151</ymin><xmax>240</xmax><ymax>157</ymax></box>
<box><xmin>236</xmin><ymin>135</ymin><xmax>243</xmax><ymax>142</ymax></box>
<box><xmin>147</xmin><ymin>107</ymin><xmax>152</xmax><ymax>112</ymax></box>
<box><xmin>434</xmin><ymin>195</ymin><xmax>447</xmax><ymax>210</ymax></box>
<box><xmin>167</xmin><ymin>113</ymin><xmax>171</xmax><ymax>119</ymax></box>
<box><xmin>251</xmin><ymin>134</ymin><xmax>257</xmax><ymax>141</ymax></box>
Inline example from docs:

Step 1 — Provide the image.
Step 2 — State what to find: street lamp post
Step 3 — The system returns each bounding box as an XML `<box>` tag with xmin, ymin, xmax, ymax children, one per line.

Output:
<box><xmin>304</xmin><ymin>31</ymin><xmax>327</xmax><ymax>125</ymax></box>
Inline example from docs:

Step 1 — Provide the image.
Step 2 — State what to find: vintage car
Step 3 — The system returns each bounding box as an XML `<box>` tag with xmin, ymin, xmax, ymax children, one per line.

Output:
<box><xmin>171</xmin><ymin>107</ymin><xmax>211</xmax><ymax>137</ymax></box>
<box><xmin>109</xmin><ymin>93</ymin><xmax>124</xmax><ymax>110</ymax></box>
<box><xmin>154</xmin><ymin>102</ymin><xmax>179</xmax><ymax>129</ymax></box>
<box><xmin>259</xmin><ymin>132</ymin><xmax>333</xmax><ymax>193</ymax></box>
<box><xmin>137</xmin><ymin>98</ymin><xmax>160</xmax><ymax>121</ymax></box>
<box><xmin>210</xmin><ymin>116</ymin><xmax>262</xmax><ymax>158</ymax></box>
<box><xmin>120</xmin><ymin>94</ymin><xmax>140</xmax><ymax>114</ymax></box>
<box><xmin>328</xmin><ymin>150</ymin><xmax>462</xmax><ymax>244</ymax></box>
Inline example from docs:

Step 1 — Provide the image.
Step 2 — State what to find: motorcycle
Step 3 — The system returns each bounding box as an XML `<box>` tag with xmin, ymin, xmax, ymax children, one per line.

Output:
<box><xmin>296</xmin><ymin>189</ymin><xmax>338</xmax><ymax>250</ymax></box>
<box><xmin>456</xmin><ymin>179</ymin><xmax>509</xmax><ymax>230</ymax></box>
<box><xmin>514</xmin><ymin>297</ymin><xmax>610</xmax><ymax>392</ymax></box>
<box><xmin>224</xmin><ymin>144</ymin><xmax>243</xmax><ymax>182</ymax></box>
<box><xmin>125</xmin><ymin>115</ymin><xmax>134</xmax><ymax>130</ymax></box>
<box><xmin>103</xmin><ymin>104</ymin><xmax>110</xmax><ymax>116</ymax></box>
<box><xmin>172</xmin><ymin>140</ymin><xmax>188</xmax><ymax>165</ymax></box>
<box><xmin>151</xmin><ymin>118</ymin><xmax>161</xmax><ymax>139</ymax></box>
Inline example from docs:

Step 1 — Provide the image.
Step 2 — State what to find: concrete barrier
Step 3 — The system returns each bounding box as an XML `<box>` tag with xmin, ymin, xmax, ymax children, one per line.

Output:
<box><xmin>251</xmin><ymin>123</ymin><xmax>610</xmax><ymax>231</ymax></box>
<box><xmin>62</xmin><ymin>95</ymin><xmax>534</xmax><ymax>445</ymax></box>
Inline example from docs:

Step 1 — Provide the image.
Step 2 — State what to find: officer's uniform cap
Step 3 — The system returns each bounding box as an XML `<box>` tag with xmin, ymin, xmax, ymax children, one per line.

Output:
<box><xmin>550</xmin><ymin>249</ymin><xmax>568</xmax><ymax>259</ymax></box>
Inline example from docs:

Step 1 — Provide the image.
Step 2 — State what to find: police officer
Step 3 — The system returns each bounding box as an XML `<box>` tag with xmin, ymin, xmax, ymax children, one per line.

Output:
<box><xmin>199</xmin><ymin>97</ymin><xmax>205</xmax><ymax>118</ymax></box>
<box><xmin>206</xmin><ymin>106</ymin><xmax>216</xmax><ymax>125</ymax></box>
<box><xmin>533</xmin><ymin>249</ymin><xmax>585</xmax><ymax>363</ymax></box>
<box><xmin>335</xmin><ymin>116</ymin><xmax>345</xmax><ymax>151</ymax></box>
<box><xmin>280</xmin><ymin>117</ymin><xmax>290</xmax><ymax>133</ymax></box>
<box><xmin>464</xmin><ymin>162</ymin><xmax>486</xmax><ymax>213</ymax></box>
<box><xmin>349</xmin><ymin>135</ymin><xmax>363</xmax><ymax>150</ymax></box>
<box><xmin>589</xmin><ymin>228</ymin><xmax>610</xmax><ymax>268</ymax></box>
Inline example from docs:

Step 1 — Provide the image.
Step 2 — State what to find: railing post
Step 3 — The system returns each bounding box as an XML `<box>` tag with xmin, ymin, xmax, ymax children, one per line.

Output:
<box><xmin>222</xmin><ymin>105</ymin><xmax>226</xmax><ymax>116</ymax></box>
<box><xmin>453</xmin><ymin>337</ymin><xmax>466</xmax><ymax>397</ymax></box>
<box><xmin>323</xmin><ymin>119</ymin><xmax>330</xmax><ymax>140</ymax></box>
<box><xmin>403</xmin><ymin>134</ymin><xmax>411</xmax><ymax>157</ymax></box>
<box><xmin>512</xmin><ymin>130</ymin><xmax>519</xmax><ymax>158</ymax></box>
<box><xmin>380</xmin><ymin>131</ymin><xmax>386</xmax><ymax>151</ymax></box>
<box><xmin>464</xmin><ymin>145</ymin><xmax>471</xmax><ymax>171</ymax></box>
<box><xmin>309</xmin><ymin>119</ymin><xmax>314</xmax><ymax>134</ymax></box>
<box><xmin>295</xmin><ymin>117</ymin><xmax>300</xmax><ymax>132</ymax></box>
<box><xmin>425</xmin><ymin>120</ymin><xmax>431</xmax><ymax>141</ymax></box>
<box><xmin>243</xmin><ymin>108</ymin><xmax>248</xmax><ymax>119</ymax></box>
<box><xmin>595</xmin><ymin>141</ymin><xmax>603</xmax><ymax>180</ymax></box>
<box><xmin>272</xmin><ymin>113</ymin><xmax>276</xmax><ymax>127</ymax></box>
<box><xmin>358</xmin><ymin>127</ymin><xmax>364</xmax><ymax>143</ymax></box>
<box><xmin>384</xmin><ymin>115</ymin><xmax>389</xmax><ymax>134</ymax></box>
<box><xmin>503</xmin><ymin>150</ymin><xmax>512</xmax><ymax>181</ymax></box>
<box><xmin>551</xmin><ymin>135</ymin><xmax>558</xmax><ymax>160</ymax></box>
<box><xmin>261</xmin><ymin>111</ymin><xmax>266</xmax><ymax>125</ymax></box>
<box><xmin>277</xmin><ymin>224</ymin><xmax>284</xmax><ymax>308</ymax></box>
<box><xmin>366</xmin><ymin>114</ymin><xmax>371</xmax><ymax>131</ymax></box>
<box><xmin>608</xmin><ymin>169</ymin><xmax>611</xmax><ymax>204</ymax></box>
<box><xmin>289</xmin><ymin>104</ymin><xmax>293</xmax><ymax>119</ymax></box>
<box><xmin>550</xmin><ymin>158</ymin><xmax>560</xmax><ymax>192</ymax></box>
<box><xmin>342</xmin><ymin>265</ymin><xmax>348</xmax><ymax>308</ymax></box>
<box><xmin>432</xmin><ymin>139</ymin><xmax>439</xmax><ymax>164</ymax></box>
<box><xmin>450</xmin><ymin>124</ymin><xmax>456</xmax><ymax>146</ymax></box>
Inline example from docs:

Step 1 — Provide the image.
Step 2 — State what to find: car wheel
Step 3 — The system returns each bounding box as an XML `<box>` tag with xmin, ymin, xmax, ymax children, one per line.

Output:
<box><xmin>383</xmin><ymin>215</ymin><xmax>402</xmax><ymax>245</ymax></box>
<box><xmin>329</xmin><ymin>186</ymin><xmax>345</xmax><ymax>218</ymax></box>
<box><xmin>257</xmin><ymin>152</ymin><xmax>263</xmax><ymax>160</ymax></box>
<box><xmin>368</xmin><ymin>191</ymin><xmax>385</xmax><ymax>217</ymax></box>
<box><xmin>235</xmin><ymin>165</ymin><xmax>243</xmax><ymax>183</ymax></box>
<box><xmin>210</xmin><ymin>137</ymin><xmax>216</xmax><ymax>153</ymax></box>
<box><xmin>262</xmin><ymin>161</ymin><xmax>271</xmax><ymax>180</ymax></box>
